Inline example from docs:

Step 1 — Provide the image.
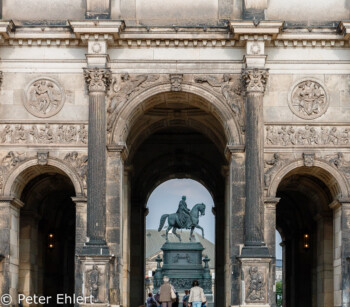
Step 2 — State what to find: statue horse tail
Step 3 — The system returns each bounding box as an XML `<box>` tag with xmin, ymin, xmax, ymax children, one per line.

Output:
<box><xmin>158</xmin><ymin>214</ymin><xmax>169</xmax><ymax>231</ymax></box>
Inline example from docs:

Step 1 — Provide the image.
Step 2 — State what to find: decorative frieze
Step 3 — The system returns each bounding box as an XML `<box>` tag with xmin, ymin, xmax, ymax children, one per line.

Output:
<box><xmin>84</xmin><ymin>68</ymin><xmax>112</xmax><ymax>93</ymax></box>
<box><xmin>25</xmin><ymin>78</ymin><xmax>65</xmax><ymax>118</ymax></box>
<box><xmin>288</xmin><ymin>79</ymin><xmax>328</xmax><ymax>120</ymax></box>
<box><xmin>0</xmin><ymin>123</ymin><xmax>87</xmax><ymax>145</ymax></box>
<box><xmin>265</xmin><ymin>125</ymin><xmax>350</xmax><ymax>146</ymax></box>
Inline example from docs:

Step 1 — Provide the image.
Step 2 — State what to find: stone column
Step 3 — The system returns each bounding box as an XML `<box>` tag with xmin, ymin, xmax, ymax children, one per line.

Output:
<box><xmin>0</xmin><ymin>197</ymin><xmax>24</xmax><ymax>305</ymax></box>
<box><xmin>330</xmin><ymin>199</ymin><xmax>350</xmax><ymax>307</ymax></box>
<box><xmin>72</xmin><ymin>197</ymin><xmax>87</xmax><ymax>298</ymax></box>
<box><xmin>83</xmin><ymin>67</ymin><xmax>111</xmax><ymax>254</ymax></box>
<box><xmin>241</xmin><ymin>68</ymin><xmax>269</xmax><ymax>257</ymax></box>
<box><xmin>106</xmin><ymin>145</ymin><xmax>127</xmax><ymax>306</ymax></box>
<box><xmin>264</xmin><ymin>198</ymin><xmax>280</xmax><ymax>307</ymax></box>
<box><xmin>226</xmin><ymin>145</ymin><xmax>245</xmax><ymax>306</ymax></box>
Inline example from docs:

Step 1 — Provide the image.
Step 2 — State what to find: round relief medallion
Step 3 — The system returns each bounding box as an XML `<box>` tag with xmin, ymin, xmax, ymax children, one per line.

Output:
<box><xmin>25</xmin><ymin>78</ymin><xmax>65</xmax><ymax>118</ymax></box>
<box><xmin>288</xmin><ymin>79</ymin><xmax>329</xmax><ymax>120</ymax></box>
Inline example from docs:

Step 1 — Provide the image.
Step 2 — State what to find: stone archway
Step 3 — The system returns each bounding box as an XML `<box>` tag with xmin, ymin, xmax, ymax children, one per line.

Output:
<box><xmin>268</xmin><ymin>164</ymin><xmax>347</xmax><ymax>307</ymax></box>
<box><xmin>0</xmin><ymin>161</ymin><xmax>84</xmax><ymax>306</ymax></box>
<box><xmin>112</xmin><ymin>88</ymin><xmax>234</xmax><ymax>307</ymax></box>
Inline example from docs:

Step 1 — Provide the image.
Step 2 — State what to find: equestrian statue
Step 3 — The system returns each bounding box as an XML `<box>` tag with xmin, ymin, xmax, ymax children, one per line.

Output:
<box><xmin>158</xmin><ymin>195</ymin><xmax>206</xmax><ymax>241</ymax></box>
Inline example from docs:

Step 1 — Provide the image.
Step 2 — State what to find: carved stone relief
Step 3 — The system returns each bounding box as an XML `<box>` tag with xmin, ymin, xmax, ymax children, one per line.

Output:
<box><xmin>86</xmin><ymin>264</ymin><xmax>101</xmax><ymax>303</ymax></box>
<box><xmin>170</xmin><ymin>74</ymin><xmax>183</xmax><ymax>91</ymax></box>
<box><xmin>37</xmin><ymin>151</ymin><xmax>49</xmax><ymax>166</ymax></box>
<box><xmin>303</xmin><ymin>152</ymin><xmax>315</xmax><ymax>167</ymax></box>
<box><xmin>246</xmin><ymin>266</ymin><xmax>266</xmax><ymax>303</ymax></box>
<box><xmin>0</xmin><ymin>151</ymin><xmax>27</xmax><ymax>189</ymax></box>
<box><xmin>25</xmin><ymin>78</ymin><xmax>65</xmax><ymax>118</ymax></box>
<box><xmin>265</xmin><ymin>125</ymin><xmax>350</xmax><ymax>146</ymax></box>
<box><xmin>288</xmin><ymin>79</ymin><xmax>328</xmax><ymax>120</ymax></box>
<box><xmin>328</xmin><ymin>152</ymin><xmax>350</xmax><ymax>180</ymax></box>
<box><xmin>64</xmin><ymin>151</ymin><xmax>88</xmax><ymax>187</ymax></box>
<box><xmin>107</xmin><ymin>73</ymin><xmax>160</xmax><ymax>131</ymax></box>
<box><xmin>264</xmin><ymin>153</ymin><xmax>287</xmax><ymax>187</ymax></box>
<box><xmin>0</xmin><ymin>123</ymin><xmax>88</xmax><ymax>145</ymax></box>
<box><xmin>193</xmin><ymin>74</ymin><xmax>245</xmax><ymax>131</ymax></box>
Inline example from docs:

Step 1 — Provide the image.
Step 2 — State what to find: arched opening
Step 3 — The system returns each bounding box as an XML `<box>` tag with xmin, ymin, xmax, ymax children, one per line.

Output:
<box><xmin>276</xmin><ymin>166</ymin><xmax>337</xmax><ymax>307</ymax></box>
<box><xmin>122</xmin><ymin>91</ymin><xmax>230</xmax><ymax>306</ymax></box>
<box><xmin>15</xmin><ymin>166</ymin><xmax>76</xmax><ymax>306</ymax></box>
<box><xmin>145</xmin><ymin>179</ymin><xmax>216</xmax><ymax>301</ymax></box>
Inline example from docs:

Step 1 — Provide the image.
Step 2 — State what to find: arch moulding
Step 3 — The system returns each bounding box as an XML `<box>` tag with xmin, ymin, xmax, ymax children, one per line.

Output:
<box><xmin>267</xmin><ymin>158</ymin><xmax>350</xmax><ymax>199</ymax></box>
<box><xmin>3</xmin><ymin>157</ymin><xmax>84</xmax><ymax>198</ymax></box>
<box><xmin>110</xmin><ymin>83</ymin><xmax>243</xmax><ymax>147</ymax></box>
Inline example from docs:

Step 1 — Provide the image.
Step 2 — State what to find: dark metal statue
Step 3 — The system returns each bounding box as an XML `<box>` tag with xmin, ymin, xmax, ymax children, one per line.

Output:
<box><xmin>158</xmin><ymin>196</ymin><xmax>206</xmax><ymax>241</ymax></box>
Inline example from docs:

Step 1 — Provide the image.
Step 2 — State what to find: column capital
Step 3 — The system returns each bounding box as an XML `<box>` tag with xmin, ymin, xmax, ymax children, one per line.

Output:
<box><xmin>84</xmin><ymin>67</ymin><xmax>112</xmax><ymax>93</ymax></box>
<box><xmin>241</xmin><ymin>68</ymin><xmax>269</xmax><ymax>93</ymax></box>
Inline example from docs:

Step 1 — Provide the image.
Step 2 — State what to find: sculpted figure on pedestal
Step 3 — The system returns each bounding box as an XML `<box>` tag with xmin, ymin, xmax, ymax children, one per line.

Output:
<box><xmin>158</xmin><ymin>196</ymin><xmax>206</xmax><ymax>241</ymax></box>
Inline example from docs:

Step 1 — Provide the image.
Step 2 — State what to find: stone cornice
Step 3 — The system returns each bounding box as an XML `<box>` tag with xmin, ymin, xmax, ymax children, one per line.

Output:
<box><xmin>230</xmin><ymin>20</ymin><xmax>284</xmax><ymax>41</ymax></box>
<box><xmin>0</xmin><ymin>20</ymin><xmax>349</xmax><ymax>48</ymax></box>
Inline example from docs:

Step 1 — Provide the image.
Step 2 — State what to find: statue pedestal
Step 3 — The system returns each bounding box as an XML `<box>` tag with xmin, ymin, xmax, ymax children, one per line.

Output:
<box><xmin>154</xmin><ymin>241</ymin><xmax>213</xmax><ymax>304</ymax></box>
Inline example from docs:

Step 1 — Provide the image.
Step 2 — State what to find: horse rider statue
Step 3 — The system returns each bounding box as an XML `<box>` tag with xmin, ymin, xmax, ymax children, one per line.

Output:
<box><xmin>176</xmin><ymin>196</ymin><xmax>194</xmax><ymax>228</ymax></box>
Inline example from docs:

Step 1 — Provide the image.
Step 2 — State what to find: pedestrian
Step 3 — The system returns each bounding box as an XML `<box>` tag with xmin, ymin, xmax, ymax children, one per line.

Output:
<box><xmin>146</xmin><ymin>293</ymin><xmax>159</xmax><ymax>307</ymax></box>
<box><xmin>172</xmin><ymin>292</ymin><xmax>179</xmax><ymax>307</ymax></box>
<box><xmin>188</xmin><ymin>280</ymin><xmax>206</xmax><ymax>307</ymax></box>
<box><xmin>159</xmin><ymin>276</ymin><xmax>176</xmax><ymax>307</ymax></box>
<box><xmin>182</xmin><ymin>290</ymin><xmax>190</xmax><ymax>307</ymax></box>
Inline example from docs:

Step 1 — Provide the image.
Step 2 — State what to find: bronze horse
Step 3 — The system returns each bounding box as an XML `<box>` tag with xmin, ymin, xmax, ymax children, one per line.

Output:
<box><xmin>158</xmin><ymin>203</ymin><xmax>206</xmax><ymax>241</ymax></box>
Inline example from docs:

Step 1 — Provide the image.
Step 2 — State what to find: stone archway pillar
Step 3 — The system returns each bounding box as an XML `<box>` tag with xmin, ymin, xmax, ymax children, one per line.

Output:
<box><xmin>330</xmin><ymin>198</ymin><xmax>350</xmax><ymax>307</ymax></box>
<box><xmin>0</xmin><ymin>197</ymin><xmax>24</xmax><ymax>306</ymax></box>
<box><xmin>69</xmin><ymin>20</ymin><xmax>124</xmax><ymax>307</ymax></box>
<box><xmin>229</xmin><ymin>21</ymin><xmax>283</xmax><ymax>307</ymax></box>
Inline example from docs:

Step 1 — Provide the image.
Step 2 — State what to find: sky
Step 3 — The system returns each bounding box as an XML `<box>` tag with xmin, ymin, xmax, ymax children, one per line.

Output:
<box><xmin>146</xmin><ymin>179</ymin><xmax>216</xmax><ymax>243</ymax></box>
<box><xmin>146</xmin><ymin>178</ymin><xmax>283</xmax><ymax>259</ymax></box>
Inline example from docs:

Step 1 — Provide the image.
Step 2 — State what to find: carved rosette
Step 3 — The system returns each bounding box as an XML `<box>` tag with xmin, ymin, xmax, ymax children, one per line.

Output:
<box><xmin>241</xmin><ymin>68</ymin><xmax>269</xmax><ymax>93</ymax></box>
<box><xmin>84</xmin><ymin>68</ymin><xmax>112</xmax><ymax>93</ymax></box>
<box><xmin>288</xmin><ymin>79</ymin><xmax>328</xmax><ymax>120</ymax></box>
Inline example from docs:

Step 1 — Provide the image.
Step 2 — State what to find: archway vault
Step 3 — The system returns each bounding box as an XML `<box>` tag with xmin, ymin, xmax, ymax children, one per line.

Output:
<box><xmin>267</xmin><ymin>159</ymin><xmax>350</xmax><ymax>199</ymax></box>
<box><xmin>110</xmin><ymin>84</ymin><xmax>243</xmax><ymax>149</ymax></box>
<box><xmin>3</xmin><ymin>157</ymin><xmax>84</xmax><ymax>198</ymax></box>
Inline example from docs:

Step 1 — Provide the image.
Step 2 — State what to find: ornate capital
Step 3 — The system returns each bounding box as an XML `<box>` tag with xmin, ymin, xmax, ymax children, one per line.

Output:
<box><xmin>241</xmin><ymin>68</ymin><xmax>268</xmax><ymax>93</ymax></box>
<box><xmin>84</xmin><ymin>68</ymin><xmax>111</xmax><ymax>93</ymax></box>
